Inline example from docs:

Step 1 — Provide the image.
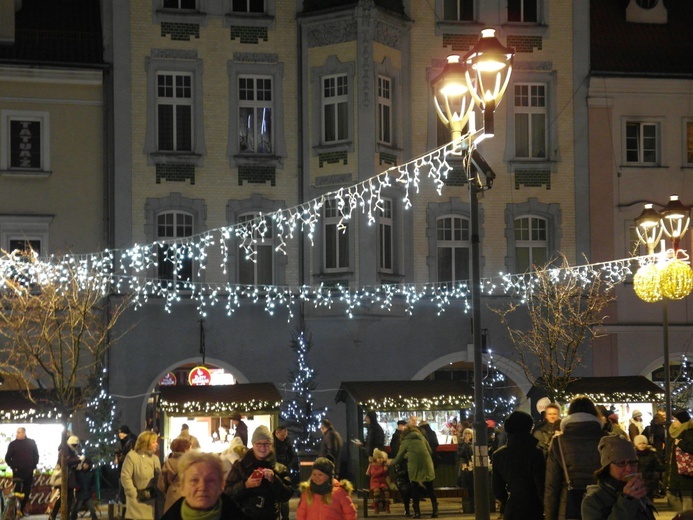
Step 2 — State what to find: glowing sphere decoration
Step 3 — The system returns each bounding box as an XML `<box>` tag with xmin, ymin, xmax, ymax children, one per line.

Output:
<box><xmin>633</xmin><ymin>262</ymin><xmax>663</xmax><ymax>303</ymax></box>
<box><xmin>660</xmin><ymin>259</ymin><xmax>693</xmax><ymax>300</ymax></box>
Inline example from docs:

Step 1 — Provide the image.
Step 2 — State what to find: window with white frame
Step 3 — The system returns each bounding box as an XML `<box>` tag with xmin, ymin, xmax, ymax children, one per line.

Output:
<box><xmin>324</xmin><ymin>198</ymin><xmax>349</xmax><ymax>271</ymax></box>
<box><xmin>437</xmin><ymin>216</ymin><xmax>470</xmax><ymax>284</ymax></box>
<box><xmin>626</xmin><ymin>121</ymin><xmax>658</xmax><ymax>164</ymax></box>
<box><xmin>322</xmin><ymin>74</ymin><xmax>349</xmax><ymax>143</ymax></box>
<box><xmin>378</xmin><ymin>198</ymin><xmax>393</xmax><ymax>272</ymax></box>
<box><xmin>231</xmin><ymin>0</ymin><xmax>264</xmax><ymax>12</ymax></box>
<box><xmin>157</xmin><ymin>72</ymin><xmax>193</xmax><ymax>152</ymax></box>
<box><xmin>514</xmin><ymin>216</ymin><xmax>548</xmax><ymax>272</ymax></box>
<box><xmin>443</xmin><ymin>0</ymin><xmax>474</xmax><ymax>21</ymax></box>
<box><xmin>163</xmin><ymin>0</ymin><xmax>196</xmax><ymax>8</ymax></box>
<box><xmin>514</xmin><ymin>83</ymin><xmax>546</xmax><ymax>159</ymax></box>
<box><xmin>157</xmin><ymin>211</ymin><xmax>194</xmax><ymax>286</ymax></box>
<box><xmin>0</xmin><ymin>216</ymin><xmax>51</xmax><ymax>256</ymax></box>
<box><xmin>238</xmin><ymin>75</ymin><xmax>273</xmax><ymax>154</ymax></box>
<box><xmin>377</xmin><ymin>76</ymin><xmax>392</xmax><ymax>145</ymax></box>
<box><xmin>0</xmin><ymin>110</ymin><xmax>50</xmax><ymax>172</ymax></box>
<box><xmin>237</xmin><ymin>213</ymin><xmax>273</xmax><ymax>285</ymax></box>
<box><xmin>508</xmin><ymin>0</ymin><xmax>538</xmax><ymax>22</ymax></box>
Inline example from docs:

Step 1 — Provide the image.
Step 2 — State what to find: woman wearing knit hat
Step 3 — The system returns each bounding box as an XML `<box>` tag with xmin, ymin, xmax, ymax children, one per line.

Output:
<box><xmin>581</xmin><ymin>434</ymin><xmax>656</xmax><ymax>519</ymax></box>
<box><xmin>632</xmin><ymin>434</ymin><xmax>663</xmax><ymax>500</ymax></box>
<box><xmin>296</xmin><ymin>457</ymin><xmax>356</xmax><ymax>520</ymax></box>
<box><xmin>667</xmin><ymin>410</ymin><xmax>693</xmax><ymax>511</ymax></box>
<box><xmin>224</xmin><ymin>425</ymin><xmax>294</xmax><ymax>520</ymax></box>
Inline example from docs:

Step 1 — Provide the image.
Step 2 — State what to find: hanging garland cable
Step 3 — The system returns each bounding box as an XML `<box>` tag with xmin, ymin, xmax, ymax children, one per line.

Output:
<box><xmin>0</xmin><ymin>138</ymin><xmax>652</xmax><ymax>320</ymax></box>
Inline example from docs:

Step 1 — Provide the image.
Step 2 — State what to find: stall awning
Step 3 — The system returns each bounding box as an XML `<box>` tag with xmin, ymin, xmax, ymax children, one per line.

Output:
<box><xmin>528</xmin><ymin>376</ymin><xmax>665</xmax><ymax>402</ymax></box>
<box><xmin>335</xmin><ymin>380</ymin><xmax>474</xmax><ymax>411</ymax></box>
<box><xmin>0</xmin><ymin>390</ymin><xmax>66</xmax><ymax>422</ymax></box>
<box><xmin>158</xmin><ymin>383</ymin><xmax>282</xmax><ymax>416</ymax></box>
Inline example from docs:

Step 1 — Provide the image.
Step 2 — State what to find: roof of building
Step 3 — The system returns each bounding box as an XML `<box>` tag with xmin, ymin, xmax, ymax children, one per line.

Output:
<box><xmin>591</xmin><ymin>0</ymin><xmax>693</xmax><ymax>76</ymax></box>
<box><xmin>528</xmin><ymin>375</ymin><xmax>665</xmax><ymax>402</ymax></box>
<box><xmin>0</xmin><ymin>0</ymin><xmax>104</xmax><ymax>66</ymax></box>
<box><xmin>336</xmin><ymin>380</ymin><xmax>475</xmax><ymax>411</ymax></box>
<box><xmin>158</xmin><ymin>383</ymin><xmax>282</xmax><ymax>416</ymax></box>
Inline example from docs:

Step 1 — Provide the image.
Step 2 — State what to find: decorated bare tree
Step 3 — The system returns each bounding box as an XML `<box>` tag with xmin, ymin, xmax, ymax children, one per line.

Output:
<box><xmin>0</xmin><ymin>249</ymin><xmax>132</xmax><ymax>518</ymax></box>
<box><xmin>491</xmin><ymin>254</ymin><xmax>616</xmax><ymax>399</ymax></box>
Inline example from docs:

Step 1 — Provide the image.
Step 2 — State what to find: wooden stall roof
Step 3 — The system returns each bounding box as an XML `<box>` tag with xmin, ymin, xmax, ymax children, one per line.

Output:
<box><xmin>158</xmin><ymin>383</ymin><xmax>282</xmax><ymax>416</ymax></box>
<box><xmin>335</xmin><ymin>380</ymin><xmax>474</xmax><ymax>411</ymax></box>
<box><xmin>0</xmin><ymin>389</ymin><xmax>67</xmax><ymax>422</ymax></box>
<box><xmin>528</xmin><ymin>376</ymin><xmax>665</xmax><ymax>402</ymax></box>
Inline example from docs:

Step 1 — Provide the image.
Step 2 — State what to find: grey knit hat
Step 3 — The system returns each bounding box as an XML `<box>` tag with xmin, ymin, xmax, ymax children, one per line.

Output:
<box><xmin>251</xmin><ymin>425</ymin><xmax>272</xmax><ymax>444</ymax></box>
<box><xmin>312</xmin><ymin>457</ymin><xmax>334</xmax><ymax>478</ymax></box>
<box><xmin>598</xmin><ymin>434</ymin><xmax>636</xmax><ymax>471</ymax></box>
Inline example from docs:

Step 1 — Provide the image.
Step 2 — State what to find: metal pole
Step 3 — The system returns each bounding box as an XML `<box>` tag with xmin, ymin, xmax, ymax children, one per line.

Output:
<box><xmin>470</xmin><ymin>178</ymin><xmax>490</xmax><ymax>520</ymax></box>
<box><xmin>663</xmin><ymin>298</ymin><xmax>671</xmax><ymax>464</ymax></box>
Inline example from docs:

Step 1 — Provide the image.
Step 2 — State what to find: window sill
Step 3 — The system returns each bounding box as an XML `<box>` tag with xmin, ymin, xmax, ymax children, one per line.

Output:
<box><xmin>233</xmin><ymin>153</ymin><xmax>283</xmax><ymax>168</ymax></box>
<box><xmin>619</xmin><ymin>164</ymin><xmax>666</xmax><ymax>169</ymax></box>
<box><xmin>501</xmin><ymin>23</ymin><xmax>549</xmax><ymax>37</ymax></box>
<box><xmin>1</xmin><ymin>169</ymin><xmax>51</xmax><ymax>179</ymax></box>
<box><xmin>434</xmin><ymin>20</ymin><xmax>484</xmax><ymax>36</ymax></box>
<box><xmin>154</xmin><ymin>9</ymin><xmax>208</xmax><ymax>25</ymax></box>
<box><xmin>313</xmin><ymin>141</ymin><xmax>354</xmax><ymax>155</ymax></box>
<box><xmin>150</xmin><ymin>152</ymin><xmax>203</xmax><ymax>166</ymax></box>
<box><xmin>376</xmin><ymin>143</ymin><xmax>403</xmax><ymax>154</ymax></box>
<box><xmin>224</xmin><ymin>13</ymin><xmax>275</xmax><ymax>29</ymax></box>
<box><xmin>507</xmin><ymin>159</ymin><xmax>554</xmax><ymax>172</ymax></box>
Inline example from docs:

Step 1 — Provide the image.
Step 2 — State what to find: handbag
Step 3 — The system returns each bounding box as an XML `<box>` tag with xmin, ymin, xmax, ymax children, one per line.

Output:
<box><xmin>676</xmin><ymin>445</ymin><xmax>693</xmax><ymax>476</ymax></box>
<box><xmin>557</xmin><ymin>436</ymin><xmax>586</xmax><ymax>520</ymax></box>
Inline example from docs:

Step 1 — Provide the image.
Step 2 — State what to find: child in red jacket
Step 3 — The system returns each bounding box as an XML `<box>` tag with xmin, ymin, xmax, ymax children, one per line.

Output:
<box><xmin>297</xmin><ymin>458</ymin><xmax>356</xmax><ymax>520</ymax></box>
<box><xmin>367</xmin><ymin>448</ymin><xmax>391</xmax><ymax>514</ymax></box>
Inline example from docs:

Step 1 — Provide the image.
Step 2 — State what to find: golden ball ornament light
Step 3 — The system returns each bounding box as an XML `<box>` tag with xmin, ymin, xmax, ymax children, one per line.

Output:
<box><xmin>660</xmin><ymin>259</ymin><xmax>693</xmax><ymax>300</ymax></box>
<box><xmin>633</xmin><ymin>263</ymin><xmax>663</xmax><ymax>303</ymax></box>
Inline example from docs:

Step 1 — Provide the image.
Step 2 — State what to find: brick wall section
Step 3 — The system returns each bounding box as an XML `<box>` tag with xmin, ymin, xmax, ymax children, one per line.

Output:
<box><xmin>379</xmin><ymin>152</ymin><xmax>398</xmax><ymax>166</ymax></box>
<box><xmin>238</xmin><ymin>164</ymin><xmax>276</xmax><ymax>186</ymax></box>
<box><xmin>230</xmin><ymin>26</ymin><xmax>268</xmax><ymax>44</ymax></box>
<box><xmin>160</xmin><ymin>22</ymin><xmax>200</xmax><ymax>41</ymax></box>
<box><xmin>442</xmin><ymin>33</ymin><xmax>477</xmax><ymax>52</ymax></box>
<box><xmin>443</xmin><ymin>166</ymin><xmax>467</xmax><ymax>187</ymax></box>
<box><xmin>507</xmin><ymin>35</ymin><xmax>543</xmax><ymax>53</ymax></box>
<box><xmin>515</xmin><ymin>170</ymin><xmax>551</xmax><ymax>189</ymax></box>
<box><xmin>156</xmin><ymin>164</ymin><xmax>196</xmax><ymax>184</ymax></box>
<box><xmin>319</xmin><ymin>151</ymin><xmax>348</xmax><ymax>167</ymax></box>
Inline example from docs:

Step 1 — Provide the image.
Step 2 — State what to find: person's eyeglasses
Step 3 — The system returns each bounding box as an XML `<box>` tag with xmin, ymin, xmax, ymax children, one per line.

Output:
<box><xmin>613</xmin><ymin>460</ymin><xmax>638</xmax><ymax>468</ymax></box>
<box><xmin>254</xmin><ymin>442</ymin><xmax>272</xmax><ymax>448</ymax></box>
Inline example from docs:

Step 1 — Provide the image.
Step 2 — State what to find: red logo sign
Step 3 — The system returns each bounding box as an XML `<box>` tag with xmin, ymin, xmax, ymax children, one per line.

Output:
<box><xmin>159</xmin><ymin>372</ymin><xmax>177</xmax><ymax>386</ymax></box>
<box><xmin>188</xmin><ymin>366</ymin><xmax>212</xmax><ymax>386</ymax></box>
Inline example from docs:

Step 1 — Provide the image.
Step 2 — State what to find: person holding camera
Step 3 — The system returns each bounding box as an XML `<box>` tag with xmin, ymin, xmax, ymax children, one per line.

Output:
<box><xmin>120</xmin><ymin>431</ymin><xmax>162</xmax><ymax>520</ymax></box>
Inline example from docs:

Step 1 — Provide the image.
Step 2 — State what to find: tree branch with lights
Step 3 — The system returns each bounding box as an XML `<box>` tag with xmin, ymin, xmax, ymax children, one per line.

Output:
<box><xmin>491</xmin><ymin>254</ymin><xmax>616</xmax><ymax>399</ymax></box>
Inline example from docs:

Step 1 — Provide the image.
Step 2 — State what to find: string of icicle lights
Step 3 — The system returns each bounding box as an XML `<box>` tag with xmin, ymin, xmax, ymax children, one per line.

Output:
<box><xmin>0</xmin><ymin>138</ymin><xmax>649</xmax><ymax>320</ymax></box>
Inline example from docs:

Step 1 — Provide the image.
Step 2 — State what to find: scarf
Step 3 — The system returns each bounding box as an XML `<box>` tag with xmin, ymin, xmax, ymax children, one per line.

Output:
<box><xmin>630</xmin><ymin>418</ymin><xmax>644</xmax><ymax>435</ymax></box>
<box><xmin>310</xmin><ymin>480</ymin><xmax>333</xmax><ymax>495</ymax></box>
<box><xmin>181</xmin><ymin>498</ymin><xmax>222</xmax><ymax>520</ymax></box>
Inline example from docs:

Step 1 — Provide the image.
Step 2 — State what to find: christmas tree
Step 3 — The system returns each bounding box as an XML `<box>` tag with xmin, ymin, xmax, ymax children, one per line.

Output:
<box><xmin>482</xmin><ymin>355</ymin><xmax>518</xmax><ymax>425</ymax></box>
<box><xmin>84</xmin><ymin>368</ymin><xmax>118</xmax><ymax>465</ymax></box>
<box><xmin>281</xmin><ymin>322</ymin><xmax>327</xmax><ymax>453</ymax></box>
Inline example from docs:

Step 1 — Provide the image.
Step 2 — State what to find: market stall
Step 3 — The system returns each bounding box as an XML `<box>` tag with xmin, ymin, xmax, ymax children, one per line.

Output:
<box><xmin>335</xmin><ymin>380</ymin><xmax>474</xmax><ymax>486</ymax></box>
<box><xmin>0</xmin><ymin>390</ymin><xmax>66</xmax><ymax>515</ymax></box>
<box><xmin>527</xmin><ymin>375</ymin><xmax>665</xmax><ymax>430</ymax></box>
<box><xmin>157</xmin><ymin>383</ymin><xmax>282</xmax><ymax>454</ymax></box>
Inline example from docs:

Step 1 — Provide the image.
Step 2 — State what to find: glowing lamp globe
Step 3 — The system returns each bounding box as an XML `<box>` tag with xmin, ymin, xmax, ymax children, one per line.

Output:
<box><xmin>633</xmin><ymin>263</ymin><xmax>663</xmax><ymax>303</ymax></box>
<box><xmin>660</xmin><ymin>259</ymin><xmax>693</xmax><ymax>300</ymax></box>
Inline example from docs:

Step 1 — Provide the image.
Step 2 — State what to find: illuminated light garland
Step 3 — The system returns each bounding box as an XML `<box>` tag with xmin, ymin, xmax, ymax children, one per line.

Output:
<box><xmin>0</xmin><ymin>409</ymin><xmax>63</xmax><ymax>422</ymax></box>
<box><xmin>359</xmin><ymin>395</ymin><xmax>473</xmax><ymax>412</ymax></box>
<box><xmin>559</xmin><ymin>391</ymin><xmax>665</xmax><ymax>403</ymax></box>
<box><xmin>158</xmin><ymin>398</ymin><xmax>281</xmax><ymax>415</ymax></box>
<box><xmin>633</xmin><ymin>262</ymin><xmax>663</xmax><ymax>303</ymax></box>
<box><xmin>660</xmin><ymin>258</ymin><xmax>693</xmax><ymax>300</ymax></box>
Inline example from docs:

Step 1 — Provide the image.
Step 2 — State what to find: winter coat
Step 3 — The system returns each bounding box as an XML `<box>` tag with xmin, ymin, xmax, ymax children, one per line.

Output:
<box><xmin>456</xmin><ymin>440</ymin><xmax>473</xmax><ymax>490</ymax></box>
<box><xmin>492</xmin><ymin>432</ymin><xmax>545</xmax><ymax>520</ymax></box>
<box><xmin>581</xmin><ymin>474</ymin><xmax>656</xmax><ymax>520</ymax></box>
<box><xmin>635</xmin><ymin>446</ymin><xmax>662</xmax><ymax>498</ymax></box>
<box><xmin>318</xmin><ymin>428</ymin><xmax>343</xmax><ymax>476</ymax></box>
<box><xmin>390</xmin><ymin>430</ymin><xmax>402</xmax><ymax>458</ymax></box>
<box><xmin>628</xmin><ymin>419</ymin><xmax>644</xmax><ymax>442</ymax></box>
<box><xmin>157</xmin><ymin>452</ymin><xmax>184</xmax><ymax>513</ymax></box>
<box><xmin>296</xmin><ymin>479</ymin><xmax>357</xmax><ymax>520</ymax></box>
<box><xmin>273</xmin><ymin>432</ymin><xmax>298</xmax><ymax>484</ymax></box>
<box><xmin>235</xmin><ymin>420</ymin><xmax>249</xmax><ymax>447</ymax></box>
<box><xmin>120</xmin><ymin>449</ymin><xmax>161</xmax><ymax>520</ymax></box>
<box><xmin>224</xmin><ymin>448</ymin><xmax>294</xmax><ymax>520</ymax></box>
<box><xmin>115</xmin><ymin>434</ymin><xmax>137</xmax><ymax>470</ymax></box>
<box><xmin>367</xmin><ymin>462</ymin><xmax>389</xmax><ymax>490</ymax></box>
<box><xmin>389</xmin><ymin>430</ymin><xmax>435</xmax><ymax>484</ymax></box>
<box><xmin>5</xmin><ymin>437</ymin><xmax>39</xmax><ymax>479</ymax></box>
<box><xmin>418</xmin><ymin>423</ymin><xmax>439</xmax><ymax>462</ymax></box>
<box><xmin>160</xmin><ymin>495</ymin><xmax>242</xmax><ymax>520</ymax></box>
<box><xmin>544</xmin><ymin>413</ymin><xmax>608</xmax><ymax>520</ymax></box>
<box><xmin>175</xmin><ymin>430</ymin><xmax>200</xmax><ymax>450</ymax></box>
<box><xmin>364</xmin><ymin>422</ymin><xmax>386</xmax><ymax>457</ymax></box>
<box><xmin>667</xmin><ymin>426</ymin><xmax>693</xmax><ymax>491</ymax></box>
<box><xmin>533</xmin><ymin>420</ymin><xmax>556</xmax><ymax>457</ymax></box>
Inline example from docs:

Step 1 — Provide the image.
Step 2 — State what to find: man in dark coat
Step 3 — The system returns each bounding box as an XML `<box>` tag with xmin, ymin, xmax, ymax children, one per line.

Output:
<box><xmin>364</xmin><ymin>411</ymin><xmax>385</xmax><ymax>456</ymax></box>
<box><xmin>114</xmin><ymin>425</ymin><xmax>137</xmax><ymax>503</ymax></box>
<box><xmin>533</xmin><ymin>403</ymin><xmax>561</xmax><ymax>456</ymax></box>
<box><xmin>544</xmin><ymin>396</ymin><xmax>608</xmax><ymax>520</ymax></box>
<box><xmin>231</xmin><ymin>411</ymin><xmax>249</xmax><ymax>447</ymax></box>
<box><xmin>5</xmin><ymin>427</ymin><xmax>39</xmax><ymax>515</ymax></box>
<box><xmin>390</xmin><ymin>419</ymin><xmax>407</xmax><ymax>458</ymax></box>
<box><xmin>317</xmin><ymin>418</ymin><xmax>343</xmax><ymax>476</ymax></box>
<box><xmin>667</xmin><ymin>410</ymin><xmax>693</xmax><ymax>511</ymax></box>
<box><xmin>273</xmin><ymin>425</ymin><xmax>297</xmax><ymax>520</ymax></box>
<box><xmin>493</xmin><ymin>411</ymin><xmax>545</xmax><ymax>520</ymax></box>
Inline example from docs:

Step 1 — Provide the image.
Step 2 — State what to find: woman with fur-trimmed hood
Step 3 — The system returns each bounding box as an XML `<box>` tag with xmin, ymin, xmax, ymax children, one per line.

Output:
<box><xmin>296</xmin><ymin>458</ymin><xmax>356</xmax><ymax>520</ymax></box>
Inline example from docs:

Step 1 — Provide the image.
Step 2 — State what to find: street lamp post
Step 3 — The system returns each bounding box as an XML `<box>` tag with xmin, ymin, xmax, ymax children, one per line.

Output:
<box><xmin>432</xmin><ymin>28</ymin><xmax>513</xmax><ymax>520</ymax></box>
<box><xmin>634</xmin><ymin>195</ymin><xmax>692</xmax><ymax>464</ymax></box>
